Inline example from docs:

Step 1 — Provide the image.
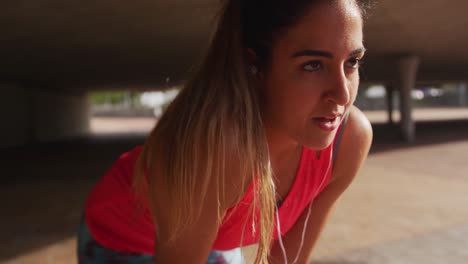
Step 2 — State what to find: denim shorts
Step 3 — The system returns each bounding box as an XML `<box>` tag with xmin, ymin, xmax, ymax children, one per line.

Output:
<box><xmin>77</xmin><ymin>219</ymin><xmax>245</xmax><ymax>264</ymax></box>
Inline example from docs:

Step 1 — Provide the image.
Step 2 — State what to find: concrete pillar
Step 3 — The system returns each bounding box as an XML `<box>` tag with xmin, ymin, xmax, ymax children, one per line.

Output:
<box><xmin>398</xmin><ymin>56</ymin><xmax>419</xmax><ymax>142</ymax></box>
<box><xmin>459</xmin><ymin>83</ymin><xmax>467</xmax><ymax>107</ymax></box>
<box><xmin>385</xmin><ymin>85</ymin><xmax>394</xmax><ymax>124</ymax></box>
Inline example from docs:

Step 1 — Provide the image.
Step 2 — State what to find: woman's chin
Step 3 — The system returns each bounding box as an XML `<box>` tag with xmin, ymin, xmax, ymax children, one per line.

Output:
<box><xmin>303</xmin><ymin>136</ymin><xmax>335</xmax><ymax>151</ymax></box>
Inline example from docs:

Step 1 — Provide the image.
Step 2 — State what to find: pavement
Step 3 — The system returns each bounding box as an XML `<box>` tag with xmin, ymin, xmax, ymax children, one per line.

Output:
<box><xmin>310</xmin><ymin>137</ymin><xmax>468</xmax><ymax>264</ymax></box>
<box><xmin>1</xmin><ymin>108</ymin><xmax>468</xmax><ymax>264</ymax></box>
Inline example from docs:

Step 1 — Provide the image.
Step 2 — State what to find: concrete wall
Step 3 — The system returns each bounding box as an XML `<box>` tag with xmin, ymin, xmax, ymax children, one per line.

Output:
<box><xmin>30</xmin><ymin>89</ymin><xmax>91</xmax><ymax>142</ymax></box>
<box><xmin>0</xmin><ymin>85</ymin><xmax>91</xmax><ymax>148</ymax></box>
<box><xmin>0</xmin><ymin>84</ymin><xmax>30</xmax><ymax>148</ymax></box>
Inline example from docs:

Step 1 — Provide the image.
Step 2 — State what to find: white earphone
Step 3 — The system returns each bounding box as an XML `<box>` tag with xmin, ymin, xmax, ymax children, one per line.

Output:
<box><xmin>249</xmin><ymin>65</ymin><xmax>258</xmax><ymax>75</ymax></box>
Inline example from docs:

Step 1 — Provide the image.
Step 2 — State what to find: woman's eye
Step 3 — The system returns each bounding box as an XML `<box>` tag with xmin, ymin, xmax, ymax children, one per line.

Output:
<box><xmin>346</xmin><ymin>57</ymin><xmax>363</xmax><ymax>69</ymax></box>
<box><xmin>303</xmin><ymin>61</ymin><xmax>322</xmax><ymax>72</ymax></box>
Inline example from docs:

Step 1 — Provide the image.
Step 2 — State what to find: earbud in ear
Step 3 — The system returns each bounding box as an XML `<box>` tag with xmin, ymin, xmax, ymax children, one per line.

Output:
<box><xmin>249</xmin><ymin>65</ymin><xmax>258</xmax><ymax>75</ymax></box>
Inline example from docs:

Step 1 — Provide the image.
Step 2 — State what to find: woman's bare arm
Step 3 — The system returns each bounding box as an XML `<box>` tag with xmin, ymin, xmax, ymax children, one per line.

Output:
<box><xmin>151</xmin><ymin>142</ymin><xmax>245</xmax><ymax>263</ymax></box>
<box><xmin>268</xmin><ymin>105</ymin><xmax>373</xmax><ymax>263</ymax></box>
<box><xmin>153</xmin><ymin>190</ymin><xmax>222</xmax><ymax>263</ymax></box>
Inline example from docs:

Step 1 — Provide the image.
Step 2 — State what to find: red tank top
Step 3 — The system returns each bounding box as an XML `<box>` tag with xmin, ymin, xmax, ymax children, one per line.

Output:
<box><xmin>85</xmin><ymin>142</ymin><xmax>334</xmax><ymax>254</ymax></box>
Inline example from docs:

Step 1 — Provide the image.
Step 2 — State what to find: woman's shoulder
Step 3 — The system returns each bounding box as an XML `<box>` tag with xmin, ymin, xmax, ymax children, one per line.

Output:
<box><xmin>327</xmin><ymin>106</ymin><xmax>372</xmax><ymax>188</ymax></box>
<box><xmin>347</xmin><ymin>105</ymin><xmax>373</xmax><ymax>142</ymax></box>
<box><xmin>117</xmin><ymin>145</ymin><xmax>144</xmax><ymax>163</ymax></box>
<box><xmin>338</xmin><ymin>105</ymin><xmax>372</xmax><ymax>164</ymax></box>
<box><xmin>86</xmin><ymin>145</ymin><xmax>145</xmax><ymax>206</ymax></box>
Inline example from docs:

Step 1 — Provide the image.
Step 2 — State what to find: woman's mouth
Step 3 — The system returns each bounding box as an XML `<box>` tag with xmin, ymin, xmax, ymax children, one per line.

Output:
<box><xmin>312</xmin><ymin>116</ymin><xmax>341</xmax><ymax>131</ymax></box>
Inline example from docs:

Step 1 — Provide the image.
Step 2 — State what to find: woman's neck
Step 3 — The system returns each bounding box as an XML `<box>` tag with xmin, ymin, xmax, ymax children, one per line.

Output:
<box><xmin>264</xmin><ymin>126</ymin><xmax>303</xmax><ymax>200</ymax></box>
<box><xmin>264</xmin><ymin>124</ymin><xmax>300</xmax><ymax>168</ymax></box>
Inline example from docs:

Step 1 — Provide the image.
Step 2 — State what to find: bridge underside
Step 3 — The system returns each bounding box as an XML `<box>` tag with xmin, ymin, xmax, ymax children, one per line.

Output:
<box><xmin>1</xmin><ymin>0</ymin><xmax>467</xmax><ymax>147</ymax></box>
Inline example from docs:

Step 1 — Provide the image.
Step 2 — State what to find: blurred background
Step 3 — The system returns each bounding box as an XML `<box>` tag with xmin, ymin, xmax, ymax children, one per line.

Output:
<box><xmin>1</xmin><ymin>0</ymin><xmax>467</xmax><ymax>263</ymax></box>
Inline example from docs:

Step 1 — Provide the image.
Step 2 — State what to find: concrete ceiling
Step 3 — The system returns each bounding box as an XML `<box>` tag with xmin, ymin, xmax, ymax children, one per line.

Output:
<box><xmin>363</xmin><ymin>0</ymin><xmax>468</xmax><ymax>83</ymax></box>
<box><xmin>1</xmin><ymin>0</ymin><xmax>467</xmax><ymax>90</ymax></box>
<box><xmin>1</xmin><ymin>0</ymin><xmax>218</xmax><ymax>89</ymax></box>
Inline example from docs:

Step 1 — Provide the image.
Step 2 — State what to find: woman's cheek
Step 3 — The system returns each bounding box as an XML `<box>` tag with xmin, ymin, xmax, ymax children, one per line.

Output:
<box><xmin>351</xmin><ymin>78</ymin><xmax>360</xmax><ymax>100</ymax></box>
<box><xmin>294</xmin><ymin>72</ymin><xmax>321</xmax><ymax>93</ymax></box>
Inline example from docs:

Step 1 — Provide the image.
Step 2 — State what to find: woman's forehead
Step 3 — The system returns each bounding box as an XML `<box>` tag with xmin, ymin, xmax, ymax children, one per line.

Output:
<box><xmin>274</xmin><ymin>0</ymin><xmax>364</xmax><ymax>56</ymax></box>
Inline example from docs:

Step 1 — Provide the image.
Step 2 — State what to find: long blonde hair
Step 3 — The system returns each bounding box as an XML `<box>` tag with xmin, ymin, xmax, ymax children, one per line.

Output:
<box><xmin>133</xmin><ymin>1</ymin><xmax>274</xmax><ymax>263</ymax></box>
<box><xmin>133</xmin><ymin>0</ymin><xmax>371</xmax><ymax>263</ymax></box>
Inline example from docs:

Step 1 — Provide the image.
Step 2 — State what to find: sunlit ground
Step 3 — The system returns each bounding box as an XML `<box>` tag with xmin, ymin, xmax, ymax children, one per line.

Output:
<box><xmin>2</xmin><ymin>107</ymin><xmax>468</xmax><ymax>264</ymax></box>
<box><xmin>90</xmin><ymin>116</ymin><xmax>157</xmax><ymax>135</ymax></box>
<box><xmin>364</xmin><ymin>107</ymin><xmax>468</xmax><ymax>123</ymax></box>
<box><xmin>309</xmin><ymin>139</ymin><xmax>468</xmax><ymax>264</ymax></box>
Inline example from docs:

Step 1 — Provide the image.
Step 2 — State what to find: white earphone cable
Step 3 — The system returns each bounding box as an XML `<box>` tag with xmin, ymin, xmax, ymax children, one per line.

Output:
<box><xmin>275</xmin><ymin>203</ymin><xmax>288</xmax><ymax>264</ymax></box>
<box><xmin>275</xmin><ymin>155</ymin><xmax>332</xmax><ymax>264</ymax></box>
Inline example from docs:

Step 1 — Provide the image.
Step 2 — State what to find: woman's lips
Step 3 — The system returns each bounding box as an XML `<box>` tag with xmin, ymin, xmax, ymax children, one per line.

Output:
<box><xmin>312</xmin><ymin>116</ymin><xmax>341</xmax><ymax>131</ymax></box>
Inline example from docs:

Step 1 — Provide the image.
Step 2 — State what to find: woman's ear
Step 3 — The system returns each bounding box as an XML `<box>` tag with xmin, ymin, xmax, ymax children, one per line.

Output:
<box><xmin>249</xmin><ymin>65</ymin><xmax>259</xmax><ymax>75</ymax></box>
<box><xmin>246</xmin><ymin>48</ymin><xmax>258</xmax><ymax>65</ymax></box>
<box><xmin>245</xmin><ymin>48</ymin><xmax>263</xmax><ymax>79</ymax></box>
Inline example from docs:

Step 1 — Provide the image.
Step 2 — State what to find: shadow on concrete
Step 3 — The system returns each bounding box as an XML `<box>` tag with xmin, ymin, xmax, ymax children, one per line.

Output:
<box><xmin>370</xmin><ymin>118</ymin><xmax>468</xmax><ymax>154</ymax></box>
<box><xmin>0</xmin><ymin>134</ymin><xmax>147</xmax><ymax>262</ymax></box>
<box><xmin>0</xmin><ymin>118</ymin><xmax>467</xmax><ymax>261</ymax></box>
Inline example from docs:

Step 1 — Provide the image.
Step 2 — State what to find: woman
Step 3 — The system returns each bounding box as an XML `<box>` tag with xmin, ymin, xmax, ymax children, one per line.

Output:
<box><xmin>78</xmin><ymin>0</ymin><xmax>373</xmax><ymax>263</ymax></box>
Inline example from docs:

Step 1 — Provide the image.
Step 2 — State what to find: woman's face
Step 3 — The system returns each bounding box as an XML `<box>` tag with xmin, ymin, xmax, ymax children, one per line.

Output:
<box><xmin>260</xmin><ymin>0</ymin><xmax>365</xmax><ymax>150</ymax></box>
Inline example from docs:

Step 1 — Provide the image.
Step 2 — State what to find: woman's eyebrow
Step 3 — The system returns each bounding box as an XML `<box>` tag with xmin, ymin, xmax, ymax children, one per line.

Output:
<box><xmin>291</xmin><ymin>50</ymin><xmax>333</xmax><ymax>58</ymax></box>
<box><xmin>349</xmin><ymin>47</ymin><xmax>366</xmax><ymax>57</ymax></box>
<box><xmin>291</xmin><ymin>47</ymin><xmax>366</xmax><ymax>58</ymax></box>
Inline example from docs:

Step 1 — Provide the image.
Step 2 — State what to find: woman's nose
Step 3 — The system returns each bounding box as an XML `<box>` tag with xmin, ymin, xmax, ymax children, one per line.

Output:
<box><xmin>324</xmin><ymin>69</ymin><xmax>351</xmax><ymax>106</ymax></box>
